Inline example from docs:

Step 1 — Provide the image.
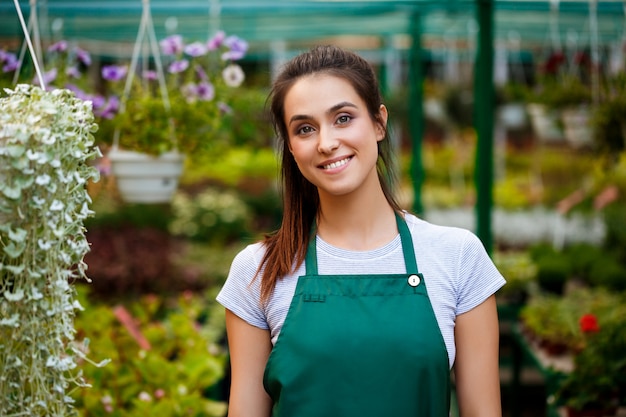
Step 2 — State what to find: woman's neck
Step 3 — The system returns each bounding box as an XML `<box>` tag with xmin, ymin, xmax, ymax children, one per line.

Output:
<box><xmin>316</xmin><ymin>184</ymin><xmax>398</xmax><ymax>251</ymax></box>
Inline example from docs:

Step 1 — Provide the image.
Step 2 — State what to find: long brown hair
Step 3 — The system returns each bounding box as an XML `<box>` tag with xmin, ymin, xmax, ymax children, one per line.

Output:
<box><xmin>259</xmin><ymin>45</ymin><xmax>402</xmax><ymax>302</ymax></box>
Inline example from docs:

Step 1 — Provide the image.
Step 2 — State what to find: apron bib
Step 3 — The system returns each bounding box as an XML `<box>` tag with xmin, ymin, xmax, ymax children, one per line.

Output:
<box><xmin>263</xmin><ymin>213</ymin><xmax>450</xmax><ymax>416</ymax></box>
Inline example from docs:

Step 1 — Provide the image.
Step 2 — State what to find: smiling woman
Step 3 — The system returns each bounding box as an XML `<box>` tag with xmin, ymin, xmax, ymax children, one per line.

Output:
<box><xmin>217</xmin><ymin>45</ymin><xmax>505</xmax><ymax>417</ymax></box>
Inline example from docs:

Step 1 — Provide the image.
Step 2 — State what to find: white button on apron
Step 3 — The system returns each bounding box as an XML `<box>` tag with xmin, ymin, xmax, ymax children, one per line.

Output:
<box><xmin>408</xmin><ymin>274</ymin><xmax>421</xmax><ymax>287</ymax></box>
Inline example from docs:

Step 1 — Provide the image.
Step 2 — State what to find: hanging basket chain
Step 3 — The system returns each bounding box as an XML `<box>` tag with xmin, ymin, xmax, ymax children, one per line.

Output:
<box><xmin>13</xmin><ymin>0</ymin><xmax>45</xmax><ymax>89</ymax></box>
<box><xmin>113</xmin><ymin>0</ymin><xmax>177</xmax><ymax>150</ymax></box>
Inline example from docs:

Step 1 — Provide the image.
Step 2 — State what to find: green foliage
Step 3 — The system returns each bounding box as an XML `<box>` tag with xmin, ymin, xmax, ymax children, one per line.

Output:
<box><xmin>591</xmin><ymin>74</ymin><xmax>626</xmax><ymax>156</ymax></box>
<box><xmin>520</xmin><ymin>288</ymin><xmax>626</xmax><ymax>355</ymax></box>
<box><xmin>494</xmin><ymin>175</ymin><xmax>534</xmax><ymax>209</ymax></box>
<box><xmin>71</xmin><ymin>289</ymin><xmax>227</xmax><ymax>417</ymax></box>
<box><xmin>493</xmin><ymin>251</ymin><xmax>537</xmax><ymax>304</ymax></box>
<box><xmin>0</xmin><ymin>84</ymin><xmax>100</xmax><ymax>416</ymax></box>
<box><xmin>218</xmin><ymin>87</ymin><xmax>274</xmax><ymax>148</ymax></box>
<box><xmin>98</xmin><ymin>87</ymin><xmax>226</xmax><ymax>161</ymax></box>
<box><xmin>529</xmin><ymin>244</ymin><xmax>570</xmax><ymax>294</ymax></box>
<box><xmin>181</xmin><ymin>146</ymin><xmax>278</xmax><ymax>187</ymax></box>
<box><xmin>169</xmin><ymin>187</ymin><xmax>252</xmax><ymax>244</ymax></box>
<box><xmin>85</xmin><ymin>203</ymin><xmax>173</xmax><ymax>232</ymax></box>
<box><xmin>555</xmin><ymin>314</ymin><xmax>626</xmax><ymax>411</ymax></box>
<box><xmin>529</xmin><ymin>75</ymin><xmax>592</xmax><ymax>109</ymax></box>
<box><xmin>588</xmin><ymin>257</ymin><xmax>626</xmax><ymax>292</ymax></box>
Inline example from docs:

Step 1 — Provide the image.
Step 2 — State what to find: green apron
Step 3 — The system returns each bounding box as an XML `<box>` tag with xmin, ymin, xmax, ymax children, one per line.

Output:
<box><xmin>263</xmin><ymin>213</ymin><xmax>450</xmax><ymax>416</ymax></box>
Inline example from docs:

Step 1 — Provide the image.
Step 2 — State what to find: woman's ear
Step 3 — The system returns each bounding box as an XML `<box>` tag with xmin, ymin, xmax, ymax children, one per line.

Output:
<box><xmin>376</xmin><ymin>104</ymin><xmax>389</xmax><ymax>142</ymax></box>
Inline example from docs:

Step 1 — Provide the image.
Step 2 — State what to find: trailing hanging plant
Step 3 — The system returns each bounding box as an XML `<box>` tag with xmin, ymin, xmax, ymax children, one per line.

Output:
<box><xmin>0</xmin><ymin>84</ymin><xmax>102</xmax><ymax>416</ymax></box>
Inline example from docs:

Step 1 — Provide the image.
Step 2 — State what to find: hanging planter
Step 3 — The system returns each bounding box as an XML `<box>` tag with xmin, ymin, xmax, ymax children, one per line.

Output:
<box><xmin>562</xmin><ymin>106</ymin><xmax>594</xmax><ymax>148</ymax></box>
<box><xmin>0</xmin><ymin>84</ymin><xmax>103</xmax><ymax>416</ymax></box>
<box><xmin>108</xmin><ymin>148</ymin><xmax>184</xmax><ymax>203</ymax></box>
<box><xmin>526</xmin><ymin>103</ymin><xmax>563</xmax><ymax>143</ymax></box>
<box><xmin>91</xmin><ymin>0</ymin><xmax>248</xmax><ymax>203</ymax></box>
<box><xmin>498</xmin><ymin>102</ymin><xmax>528</xmax><ymax>130</ymax></box>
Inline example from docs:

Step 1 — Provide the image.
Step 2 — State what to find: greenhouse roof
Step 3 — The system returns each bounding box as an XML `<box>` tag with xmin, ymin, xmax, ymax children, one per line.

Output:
<box><xmin>1</xmin><ymin>0</ymin><xmax>625</xmax><ymax>58</ymax></box>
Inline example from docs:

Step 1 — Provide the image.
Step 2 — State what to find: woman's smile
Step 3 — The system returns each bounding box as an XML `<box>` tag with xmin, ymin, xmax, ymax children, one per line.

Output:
<box><xmin>320</xmin><ymin>156</ymin><xmax>353</xmax><ymax>171</ymax></box>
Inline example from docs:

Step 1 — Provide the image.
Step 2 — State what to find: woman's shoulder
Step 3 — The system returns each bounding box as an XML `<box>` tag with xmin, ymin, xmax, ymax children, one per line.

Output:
<box><xmin>231</xmin><ymin>241</ymin><xmax>267</xmax><ymax>270</ymax></box>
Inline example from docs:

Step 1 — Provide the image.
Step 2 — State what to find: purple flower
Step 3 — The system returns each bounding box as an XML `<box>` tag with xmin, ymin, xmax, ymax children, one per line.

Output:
<box><xmin>101</xmin><ymin>65</ymin><xmax>127</xmax><ymax>82</ymax></box>
<box><xmin>75</xmin><ymin>47</ymin><xmax>91</xmax><ymax>66</ymax></box>
<box><xmin>39</xmin><ymin>68</ymin><xmax>58</xmax><ymax>85</ymax></box>
<box><xmin>168</xmin><ymin>59</ymin><xmax>189</xmax><ymax>74</ymax></box>
<box><xmin>2</xmin><ymin>53</ymin><xmax>18</xmax><ymax>73</ymax></box>
<box><xmin>65</xmin><ymin>83</ymin><xmax>89</xmax><ymax>100</ymax></box>
<box><xmin>184</xmin><ymin>42</ymin><xmax>208</xmax><ymax>58</ymax></box>
<box><xmin>195</xmin><ymin>64</ymin><xmax>208</xmax><ymax>81</ymax></box>
<box><xmin>159</xmin><ymin>35</ymin><xmax>184</xmax><ymax>56</ymax></box>
<box><xmin>96</xmin><ymin>95</ymin><xmax>120</xmax><ymax>119</ymax></box>
<box><xmin>142</xmin><ymin>70</ymin><xmax>157</xmax><ymax>81</ymax></box>
<box><xmin>90</xmin><ymin>94</ymin><xmax>106</xmax><ymax>109</ymax></box>
<box><xmin>66</xmin><ymin>66</ymin><xmax>81</xmax><ymax>78</ymax></box>
<box><xmin>48</xmin><ymin>40</ymin><xmax>68</xmax><ymax>53</ymax></box>
<box><xmin>222</xmin><ymin>35</ymin><xmax>248</xmax><ymax>61</ymax></box>
<box><xmin>196</xmin><ymin>81</ymin><xmax>215</xmax><ymax>101</ymax></box>
<box><xmin>218</xmin><ymin>101</ymin><xmax>233</xmax><ymax>115</ymax></box>
<box><xmin>95</xmin><ymin>157</ymin><xmax>111</xmax><ymax>177</ymax></box>
<box><xmin>206</xmin><ymin>31</ymin><xmax>225</xmax><ymax>50</ymax></box>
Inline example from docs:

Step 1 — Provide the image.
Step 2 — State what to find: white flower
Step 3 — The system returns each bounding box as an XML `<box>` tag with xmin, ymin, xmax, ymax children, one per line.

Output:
<box><xmin>138</xmin><ymin>391</ymin><xmax>152</xmax><ymax>402</ymax></box>
<box><xmin>36</xmin><ymin>174</ymin><xmax>51</xmax><ymax>185</ymax></box>
<box><xmin>222</xmin><ymin>64</ymin><xmax>245</xmax><ymax>87</ymax></box>
<box><xmin>50</xmin><ymin>200</ymin><xmax>64</xmax><ymax>211</ymax></box>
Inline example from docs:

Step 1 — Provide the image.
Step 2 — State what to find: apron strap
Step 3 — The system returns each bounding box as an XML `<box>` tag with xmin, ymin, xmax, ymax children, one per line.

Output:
<box><xmin>305</xmin><ymin>211</ymin><xmax>420</xmax><ymax>276</ymax></box>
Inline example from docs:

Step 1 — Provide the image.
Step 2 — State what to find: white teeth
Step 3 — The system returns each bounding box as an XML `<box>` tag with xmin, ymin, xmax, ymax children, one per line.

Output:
<box><xmin>323</xmin><ymin>157</ymin><xmax>350</xmax><ymax>170</ymax></box>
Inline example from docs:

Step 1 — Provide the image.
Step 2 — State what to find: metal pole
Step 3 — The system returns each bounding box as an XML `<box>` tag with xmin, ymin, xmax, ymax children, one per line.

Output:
<box><xmin>474</xmin><ymin>0</ymin><xmax>495</xmax><ymax>253</ymax></box>
<box><xmin>409</xmin><ymin>12</ymin><xmax>425</xmax><ymax>216</ymax></box>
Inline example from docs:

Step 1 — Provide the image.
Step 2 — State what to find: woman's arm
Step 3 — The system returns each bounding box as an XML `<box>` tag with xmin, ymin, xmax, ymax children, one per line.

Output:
<box><xmin>225</xmin><ymin>309</ymin><xmax>273</xmax><ymax>417</ymax></box>
<box><xmin>453</xmin><ymin>295</ymin><xmax>502</xmax><ymax>417</ymax></box>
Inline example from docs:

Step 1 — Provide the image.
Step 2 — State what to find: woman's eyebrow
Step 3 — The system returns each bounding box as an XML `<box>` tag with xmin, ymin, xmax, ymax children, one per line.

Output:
<box><xmin>288</xmin><ymin>101</ymin><xmax>358</xmax><ymax>127</ymax></box>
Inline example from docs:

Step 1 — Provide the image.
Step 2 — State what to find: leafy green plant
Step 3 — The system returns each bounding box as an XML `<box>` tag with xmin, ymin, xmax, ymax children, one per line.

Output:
<box><xmin>98</xmin><ymin>32</ymin><xmax>247</xmax><ymax>161</ymax></box>
<box><xmin>0</xmin><ymin>84</ymin><xmax>101</xmax><ymax>416</ymax></box>
<box><xmin>555</xmin><ymin>314</ymin><xmax>626</xmax><ymax>412</ymax></box>
<box><xmin>591</xmin><ymin>74</ymin><xmax>626</xmax><ymax>156</ymax></box>
<box><xmin>71</xmin><ymin>288</ymin><xmax>228</xmax><ymax>417</ymax></box>
<box><xmin>493</xmin><ymin>251</ymin><xmax>537</xmax><ymax>304</ymax></box>
<box><xmin>168</xmin><ymin>186</ymin><xmax>252</xmax><ymax>244</ymax></box>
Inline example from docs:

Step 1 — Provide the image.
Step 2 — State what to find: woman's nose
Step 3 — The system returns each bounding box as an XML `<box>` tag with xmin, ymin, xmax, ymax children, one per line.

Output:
<box><xmin>317</xmin><ymin>127</ymin><xmax>339</xmax><ymax>154</ymax></box>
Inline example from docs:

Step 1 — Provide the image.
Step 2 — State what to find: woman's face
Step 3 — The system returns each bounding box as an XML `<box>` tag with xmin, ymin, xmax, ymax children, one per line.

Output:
<box><xmin>284</xmin><ymin>74</ymin><xmax>388</xmax><ymax>199</ymax></box>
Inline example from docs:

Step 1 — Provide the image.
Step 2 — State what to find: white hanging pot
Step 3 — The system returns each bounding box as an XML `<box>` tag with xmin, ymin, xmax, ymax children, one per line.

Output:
<box><xmin>108</xmin><ymin>148</ymin><xmax>184</xmax><ymax>204</ymax></box>
<box><xmin>561</xmin><ymin>106</ymin><xmax>593</xmax><ymax>149</ymax></box>
<box><xmin>526</xmin><ymin>103</ymin><xmax>563</xmax><ymax>143</ymax></box>
<box><xmin>498</xmin><ymin>103</ymin><xmax>527</xmax><ymax>130</ymax></box>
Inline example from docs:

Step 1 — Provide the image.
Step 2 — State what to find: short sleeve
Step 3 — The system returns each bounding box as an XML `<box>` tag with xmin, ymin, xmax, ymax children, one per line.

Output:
<box><xmin>455</xmin><ymin>231</ymin><xmax>506</xmax><ymax>315</ymax></box>
<box><xmin>216</xmin><ymin>243</ymin><xmax>269</xmax><ymax>330</ymax></box>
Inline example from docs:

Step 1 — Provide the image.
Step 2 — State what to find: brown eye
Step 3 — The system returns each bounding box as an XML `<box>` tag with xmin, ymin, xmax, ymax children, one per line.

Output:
<box><xmin>337</xmin><ymin>115</ymin><xmax>351</xmax><ymax>125</ymax></box>
<box><xmin>297</xmin><ymin>125</ymin><xmax>314</xmax><ymax>135</ymax></box>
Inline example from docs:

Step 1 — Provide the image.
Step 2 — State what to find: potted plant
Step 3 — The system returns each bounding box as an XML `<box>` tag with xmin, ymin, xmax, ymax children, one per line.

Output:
<box><xmin>591</xmin><ymin>73</ymin><xmax>626</xmax><ymax>159</ymax></box>
<box><xmin>554</xmin><ymin>313</ymin><xmax>625</xmax><ymax>416</ymax></box>
<box><xmin>527</xmin><ymin>74</ymin><xmax>593</xmax><ymax>146</ymax></box>
<box><xmin>497</xmin><ymin>82</ymin><xmax>529</xmax><ymax>130</ymax></box>
<box><xmin>0</xmin><ymin>84</ymin><xmax>101</xmax><ymax>416</ymax></box>
<box><xmin>95</xmin><ymin>31</ymin><xmax>248</xmax><ymax>203</ymax></box>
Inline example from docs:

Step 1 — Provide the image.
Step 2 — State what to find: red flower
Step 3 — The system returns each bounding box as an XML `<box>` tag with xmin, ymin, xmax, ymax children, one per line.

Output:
<box><xmin>579</xmin><ymin>314</ymin><xmax>600</xmax><ymax>333</ymax></box>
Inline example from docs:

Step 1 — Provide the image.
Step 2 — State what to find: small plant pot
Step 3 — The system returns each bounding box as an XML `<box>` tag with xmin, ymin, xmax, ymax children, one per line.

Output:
<box><xmin>498</xmin><ymin>103</ymin><xmax>527</xmax><ymax>130</ymax></box>
<box><xmin>527</xmin><ymin>103</ymin><xmax>563</xmax><ymax>144</ymax></box>
<box><xmin>108</xmin><ymin>148</ymin><xmax>184</xmax><ymax>204</ymax></box>
<box><xmin>562</xmin><ymin>107</ymin><xmax>594</xmax><ymax>149</ymax></box>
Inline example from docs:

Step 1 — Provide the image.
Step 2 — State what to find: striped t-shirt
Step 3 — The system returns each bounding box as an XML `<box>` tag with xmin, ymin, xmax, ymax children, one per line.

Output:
<box><xmin>217</xmin><ymin>212</ymin><xmax>506</xmax><ymax>369</ymax></box>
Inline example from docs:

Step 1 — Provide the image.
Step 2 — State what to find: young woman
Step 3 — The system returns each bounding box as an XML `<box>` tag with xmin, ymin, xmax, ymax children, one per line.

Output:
<box><xmin>217</xmin><ymin>45</ymin><xmax>505</xmax><ymax>417</ymax></box>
